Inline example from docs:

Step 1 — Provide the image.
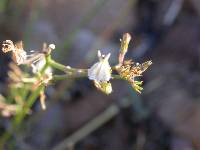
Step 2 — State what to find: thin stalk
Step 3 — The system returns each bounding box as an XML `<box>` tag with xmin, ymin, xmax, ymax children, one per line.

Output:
<box><xmin>47</xmin><ymin>56</ymin><xmax>88</xmax><ymax>75</ymax></box>
<box><xmin>47</xmin><ymin>57</ymin><xmax>71</xmax><ymax>72</ymax></box>
<box><xmin>13</xmin><ymin>56</ymin><xmax>50</xmax><ymax>126</ymax></box>
<box><xmin>13</xmin><ymin>85</ymin><xmax>44</xmax><ymax>126</ymax></box>
<box><xmin>0</xmin><ymin>60</ymin><xmax>49</xmax><ymax>146</ymax></box>
<box><xmin>47</xmin><ymin>56</ymin><xmax>124</xmax><ymax>81</ymax></box>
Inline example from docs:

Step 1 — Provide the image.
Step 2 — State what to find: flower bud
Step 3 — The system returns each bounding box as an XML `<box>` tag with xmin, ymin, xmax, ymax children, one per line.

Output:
<box><xmin>120</xmin><ymin>33</ymin><xmax>131</xmax><ymax>55</ymax></box>
<box><xmin>94</xmin><ymin>81</ymin><xmax>112</xmax><ymax>95</ymax></box>
<box><xmin>119</xmin><ymin>33</ymin><xmax>131</xmax><ymax>64</ymax></box>
<box><xmin>49</xmin><ymin>44</ymin><xmax>55</xmax><ymax>50</ymax></box>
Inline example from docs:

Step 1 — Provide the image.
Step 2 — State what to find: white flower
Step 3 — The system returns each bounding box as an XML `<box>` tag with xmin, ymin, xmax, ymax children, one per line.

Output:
<box><xmin>88</xmin><ymin>50</ymin><xmax>111</xmax><ymax>82</ymax></box>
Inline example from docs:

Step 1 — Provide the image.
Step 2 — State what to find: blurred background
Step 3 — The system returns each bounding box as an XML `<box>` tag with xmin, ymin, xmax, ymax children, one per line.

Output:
<box><xmin>0</xmin><ymin>0</ymin><xmax>200</xmax><ymax>149</ymax></box>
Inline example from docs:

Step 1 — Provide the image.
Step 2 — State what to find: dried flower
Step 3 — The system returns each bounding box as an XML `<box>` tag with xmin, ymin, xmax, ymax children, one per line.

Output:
<box><xmin>117</xmin><ymin>60</ymin><xmax>152</xmax><ymax>93</ymax></box>
<box><xmin>23</xmin><ymin>43</ymin><xmax>54</xmax><ymax>66</ymax></box>
<box><xmin>88</xmin><ymin>50</ymin><xmax>111</xmax><ymax>82</ymax></box>
<box><xmin>2</xmin><ymin>40</ymin><xmax>15</xmax><ymax>53</ymax></box>
<box><xmin>2</xmin><ymin>40</ymin><xmax>27</xmax><ymax>65</ymax></box>
<box><xmin>118</xmin><ymin>60</ymin><xmax>152</xmax><ymax>78</ymax></box>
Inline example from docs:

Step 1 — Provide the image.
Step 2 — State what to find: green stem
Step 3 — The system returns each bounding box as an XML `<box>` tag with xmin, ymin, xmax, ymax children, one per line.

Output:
<box><xmin>21</xmin><ymin>77</ymin><xmax>37</xmax><ymax>83</ymax></box>
<box><xmin>112</xmin><ymin>74</ymin><xmax>123</xmax><ymax>80</ymax></box>
<box><xmin>0</xmin><ymin>85</ymin><xmax>44</xmax><ymax>148</ymax></box>
<box><xmin>13</xmin><ymin>85</ymin><xmax>44</xmax><ymax>126</ymax></box>
<box><xmin>47</xmin><ymin>56</ymin><xmax>88</xmax><ymax>74</ymax></box>
<box><xmin>13</xmin><ymin>56</ymin><xmax>50</xmax><ymax>128</ymax></box>
<box><xmin>47</xmin><ymin>56</ymin><xmax>70</xmax><ymax>72</ymax></box>
<box><xmin>10</xmin><ymin>55</ymin><xmax>124</xmax><ymax>132</ymax></box>
<box><xmin>53</xmin><ymin>74</ymin><xmax>122</xmax><ymax>81</ymax></box>
<box><xmin>47</xmin><ymin>56</ymin><xmax>125</xmax><ymax>81</ymax></box>
<box><xmin>52</xmin><ymin>74</ymin><xmax>85</xmax><ymax>81</ymax></box>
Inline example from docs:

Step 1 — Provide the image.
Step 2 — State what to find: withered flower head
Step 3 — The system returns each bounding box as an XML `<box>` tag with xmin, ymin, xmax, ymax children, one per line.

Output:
<box><xmin>2</xmin><ymin>40</ymin><xmax>27</xmax><ymax>65</ymax></box>
<box><xmin>117</xmin><ymin>59</ymin><xmax>152</xmax><ymax>93</ymax></box>
<box><xmin>120</xmin><ymin>60</ymin><xmax>152</xmax><ymax>77</ymax></box>
<box><xmin>2</xmin><ymin>40</ymin><xmax>15</xmax><ymax>53</ymax></box>
<box><xmin>12</xmin><ymin>41</ymin><xmax>27</xmax><ymax>64</ymax></box>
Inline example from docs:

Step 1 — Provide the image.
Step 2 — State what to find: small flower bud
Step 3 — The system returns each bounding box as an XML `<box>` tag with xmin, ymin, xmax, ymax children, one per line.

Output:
<box><xmin>120</xmin><ymin>33</ymin><xmax>131</xmax><ymax>54</ymax></box>
<box><xmin>49</xmin><ymin>44</ymin><xmax>55</xmax><ymax>50</ymax></box>
<box><xmin>47</xmin><ymin>44</ymin><xmax>55</xmax><ymax>55</ymax></box>
<box><xmin>119</xmin><ymin>33</ymin><xmax>131</xmax><ymax>64</ymax></box>
<box><xmin>94</xmin><ymin>81</ymin><xmax>112</xmax><ymax>95</ymax></box>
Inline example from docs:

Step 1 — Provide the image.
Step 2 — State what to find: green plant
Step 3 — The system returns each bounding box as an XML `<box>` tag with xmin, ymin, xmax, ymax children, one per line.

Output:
<box><xmin>0</xmin><ymin>33</ymin><xmax>152</xmax><ymax>147</ymax></box>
